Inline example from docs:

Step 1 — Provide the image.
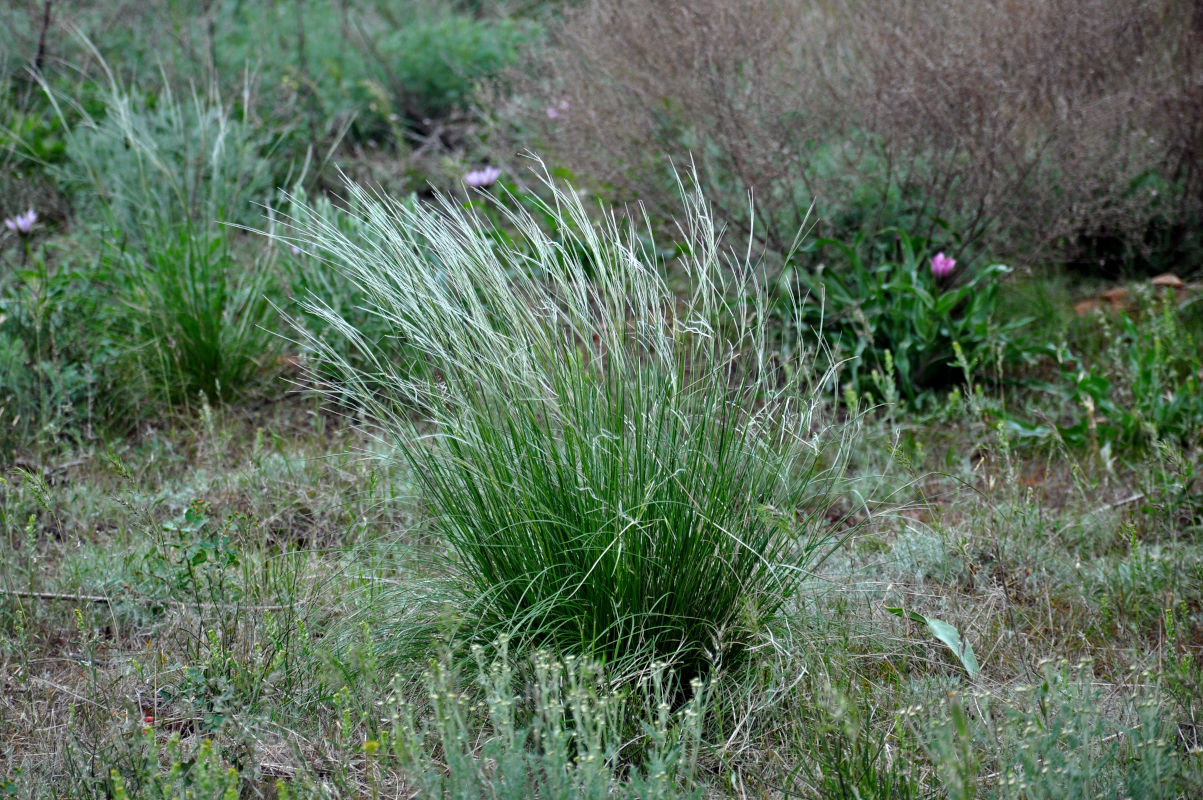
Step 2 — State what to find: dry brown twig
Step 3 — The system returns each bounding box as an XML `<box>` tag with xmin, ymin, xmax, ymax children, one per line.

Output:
<box><xmin>0</xmin><ymin>588</ymin><xmax>303</xmax><ymax>612</ymax></box>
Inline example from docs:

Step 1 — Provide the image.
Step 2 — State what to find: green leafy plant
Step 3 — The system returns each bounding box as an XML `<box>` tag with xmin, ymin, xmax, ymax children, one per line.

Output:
<box><xmin>886</xmin><ymin>607</ymin><xmax>980</xmax><ymax>679</ymax></box>
<box><xmin>1017</xmin><ymin>296</ymin><xmax>1203</xmax><ymax>449</ymax></box>
<box><xmin>0</xmin><ymin>240</ymin><xmax>107</xmax><ymax>459</ymax></box>
<box><xmin>141</xmin><ymin>500</ymin><xmax>241</xmax><ymax>603</ymax></box>
<box><xmin>289</xmin><ymin>170</ymin><xmax>857</xmax><ymax>681</ymax></box>
<box><xmin>792</xmin><ymin>229</ymin><xmax>1028</xmax><ymax>409</ymax></box>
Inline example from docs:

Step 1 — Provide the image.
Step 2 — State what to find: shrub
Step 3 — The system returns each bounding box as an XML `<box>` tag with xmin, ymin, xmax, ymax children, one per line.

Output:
<box><xmin>920</xmin><ymin>660</ymin><xmax>1189</xmax><ymax>800</ymax></box>
<box><xmin>530</xmin><ymin>0</ymin><xmax>1200</xmax><ymax>269</ymax></box>
<box><xmin>380</xmin><ymin>644</ymin><xmax>708</xmax><ymax>798</ymax></box>
<box><xmin>377</xmin><ymin>12</ymin><xmax>530</xmax><ymax>123</ymax></box>
<box><xmin>288</xmin><ymin>170</ymin><xmax>856</xmax><ymax>680</ymax></box>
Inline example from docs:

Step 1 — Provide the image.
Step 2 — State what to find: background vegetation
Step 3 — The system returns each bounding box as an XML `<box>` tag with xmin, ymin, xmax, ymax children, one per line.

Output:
<box><xmin>1</xmin><ymin>0</ymin><xmax>1201</xmax><ymax>797</ymax></box>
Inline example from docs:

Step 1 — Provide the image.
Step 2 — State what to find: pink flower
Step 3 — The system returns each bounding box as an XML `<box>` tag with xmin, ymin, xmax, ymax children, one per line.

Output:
<box><xmin>546</xmin><ymin>100</ymin><xmax>570</xmax><ymax>119</ymax></box>
<box><xmin>930</xmin><ymin>252</ymin><xmax>956</xmax><ymax>279</ymax></box>
<box><xmin>464</xmin><ymin>166</ymin><xmax>501</xmax><ymax>189</ymax></box>
<box><xmin>4</xmin><ymin>208</ymin><xmax>37</xmax><ymax>235</ymax></box>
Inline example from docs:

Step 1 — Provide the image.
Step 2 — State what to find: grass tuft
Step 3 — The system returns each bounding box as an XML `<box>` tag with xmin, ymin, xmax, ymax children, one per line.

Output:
<box><xmin>286</xmin><ymin>167</ymin><xmax>858</xmax><ymax>680</ymax></box>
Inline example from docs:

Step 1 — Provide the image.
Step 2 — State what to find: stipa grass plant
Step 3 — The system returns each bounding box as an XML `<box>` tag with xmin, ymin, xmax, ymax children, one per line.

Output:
<box><xmin>51</xmin><ymin>67</ymin><xmax>275</xmax><ymax>237</ymax></box>
<box><xmin>278</xmin><ymin>186</ymin><xmax>417</xmax><ymax>386</ymax></box>
<box><xmin>287</xmin><ymin>169</ymin><xmax>856</xmax><ymax>681</ymax></box>
<box><xmin>48</xmin><ymin>63</ymin><xmax>280</xmax><ymax>406</ymax></box>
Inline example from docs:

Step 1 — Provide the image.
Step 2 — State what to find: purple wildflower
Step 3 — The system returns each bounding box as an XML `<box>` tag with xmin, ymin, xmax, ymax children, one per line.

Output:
<box><xmin>4</xmin><ymin>208</ymin><xmax>37</xmax><ymax>236</ymax></box>
<box><xmin>464</xmin><ymin>166</ymin><xmax>501</xmax><ymax>189</ymax></box>
<box><xmin>930</xmin><ymin>252</ymin><xmax>956</xmax><ymax>279</ymax></box>
<box><xmin>546</xmin><ymin>99</ymin><xmax>570</xmax><ymax>119</ymax></box>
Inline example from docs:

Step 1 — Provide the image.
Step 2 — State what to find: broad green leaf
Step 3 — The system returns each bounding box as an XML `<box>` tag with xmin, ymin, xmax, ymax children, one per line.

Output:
<box><xmin>886</xmin><ymin>606</ymin><xmax>981</xmax><ymax>679</ymax></box>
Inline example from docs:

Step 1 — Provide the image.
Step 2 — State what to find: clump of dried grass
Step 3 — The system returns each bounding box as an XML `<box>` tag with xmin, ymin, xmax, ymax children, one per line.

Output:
<box><xmin>526</xmin><ymin>0</ymin><xmax>1201</xmax><ymax>268</ymax></box>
